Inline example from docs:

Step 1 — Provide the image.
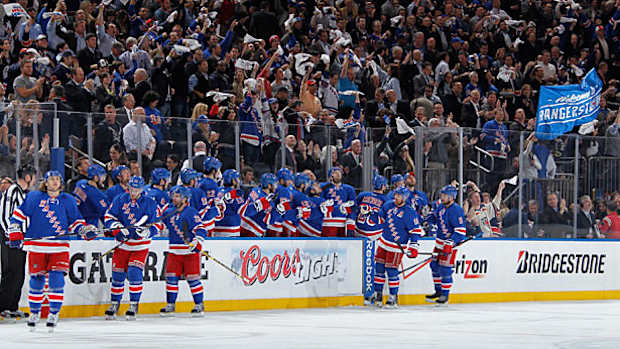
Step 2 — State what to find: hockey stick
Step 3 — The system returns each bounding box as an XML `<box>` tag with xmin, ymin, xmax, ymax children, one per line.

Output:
<box><xmin>395</xmin><ymin>241</ymin><xmax>433</xmax><ymax>257</ymax></box>
<box><xmin>398</xmin><ymin>237</ymin><xmax>474</xmax><ymax>275</ymax></box>
<box><xmin>200</xmin><ymin>250</ymin><xmax>251</xmax><ymax>285</ymax></box>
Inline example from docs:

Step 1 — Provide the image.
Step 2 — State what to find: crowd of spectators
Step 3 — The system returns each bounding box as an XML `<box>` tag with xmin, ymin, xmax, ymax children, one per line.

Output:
<box><xmin>0</xmin><ymin>0</ymin><xmax>618</xmax><ymax>238</ymax></box>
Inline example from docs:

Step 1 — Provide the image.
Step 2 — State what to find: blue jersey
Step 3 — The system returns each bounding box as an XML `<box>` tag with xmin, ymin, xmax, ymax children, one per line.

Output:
<box><xmin>428</xmin><ymin>202</ymin><xmax>466</xmax><ymax>243</ymax></box>
<box><xmin>282</xmin><ymin>188</ymin><xmax>310</xmax><ymax>234</ymax></box>
<box><xmin>198</xmin><ymin>177</ymin><xmax>219</xmax><ymax>202</ymax></box>
<box><xmin>143</xmin><ymin>185</ymin><xmax>170</xmax><ymax>211</ymax></box>
<box><xmin>377</xmin><ymin>201</ymin><xmax>423</xmax><ymax>253</ymax></box>
<box><xmin>480</xmin><ymin>119</ymin><xmax>509</xmax><ymax>158</ymax></box>
<box><xmin>161</xmin><ymin>205</ymin><xmax>209</xmax><ymax>255</ymax></box>
<box><xmin>186</xmin><ymin>185</ymin><xmax>209</xmax><ymax>212</ymax></box>
<box><xmin>11</xmin><ymin>191</ymin><xmax>86</xmax><ymax>253</ymax></box>
<box><xmin>104</xmin><ymin>193</ymin><xmax>163</xmax><ymax>251</ymax></box>
<box><xmin>239</xmin><ymin>187</ymin><xmax>277</xmax><ymax>237</ymax></box>
<box><xmin>320</xmin><ymin>182</ymin><xmax>356</xmax><ymax>227</ymax></box>
<box><xmin>353</xmin><ymin>191</ymin><xmax>387</xmax><ymax>240</ymax></box>
<box><xmin>212</xmin><ymin>187</ymin><xmax>244</xmax><ymax>237</ymax></box>
<box><xmin>73</xmin><ymin>179</ymin><xmax>109</xmax><ymax>226</ymax></box>
<box><xmin>297</xmin><ymin>196</ymin><xmax>327</xmax><ymax>238</ymax></box>
<box><xmin>105</xmin><ymin>184</ymin><xmax>128</xmax><ymax>203</ymax></box>
<box><xmin>387</xmin><ymin>187</ymin><xmax>428</xmax><ymax>215</ymax></box>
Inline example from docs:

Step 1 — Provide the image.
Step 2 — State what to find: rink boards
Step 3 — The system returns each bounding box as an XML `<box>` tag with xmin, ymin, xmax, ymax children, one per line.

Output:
<box><xmin>16</xmin><ymin>238</ymin><xmax>620</xmax><ymax>318</ymax></box>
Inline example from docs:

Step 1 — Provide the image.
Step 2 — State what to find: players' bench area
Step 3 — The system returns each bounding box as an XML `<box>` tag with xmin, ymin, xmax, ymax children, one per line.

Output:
<box><xmin>14</xmin><ymin>237</ymin><xmax>620</xmax><ymax>318</ymax></box>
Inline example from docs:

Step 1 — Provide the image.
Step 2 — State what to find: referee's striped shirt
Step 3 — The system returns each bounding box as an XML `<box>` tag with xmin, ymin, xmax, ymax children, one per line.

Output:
<box><xmin>0</xmin><ymin>183</ymin><xmax>26</xmax><ymax>235</ymax></box>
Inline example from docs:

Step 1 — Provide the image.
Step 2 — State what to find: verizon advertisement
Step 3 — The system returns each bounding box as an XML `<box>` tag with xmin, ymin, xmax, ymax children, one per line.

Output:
<box><xmin>18</xmin><ymin>238</ymin><xmax>363</xmax><ymax>308</ymax></box>
<box><xmin>391</xmin><ymin>240</ymin><xmax>620</xmax><ymax>296</ymax></box>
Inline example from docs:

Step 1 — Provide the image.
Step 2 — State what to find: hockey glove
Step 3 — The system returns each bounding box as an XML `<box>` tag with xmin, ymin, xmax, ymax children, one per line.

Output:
<box><xmin>136</xmin><ymin>227</ymin><xmax>151</xmax><ymax>238</ymax></box>
<box><xmin>406</xmin><ymin>242</ymin><xmax>419</xmax><ymax>259</ymax></box>
<box><xmin>339</xmin><ymin>201</ymin><xmax>355</xmax><ymax>215</ymax></box>
<box><xmin>276</xmin><ymin>200</ymin><xmax>291</xmax><ymax>215</ymax></box>
<box><xmin>80</xmin><ymin>225</ymin><xmax>98</xmax><ymax>241</ymax></box>
<box><xmin>224</xmin><ymin>189</ymin><xmax>239</xmax><ymax>202</ymax></box>
<box><xmin>254</xmin><ymin>197</ymin><xmax>271</xmax><ymax>212</ymax></box>
<box><xmin>439</xmin><ymin>240</ymin><xmax>454</xmax><ymax>263</ymax></box>
<box><xmin>214</xmin><ymin>199</ymin><xmax>226</xmax><ymax>220</ymax></box>
<box><xmin>189</xmin><ymin>238</ymin><xmax>203</xmax><ymax>253</ymax></box>
<box><xmin>297</xmin><ymin>206</ymin><xmax>311</xmax><ymax>220</ymax></box>
<box><xmin>7</xmin><ymin>224</ymin><xmax>23</xmax><ymax>249</ymax></box>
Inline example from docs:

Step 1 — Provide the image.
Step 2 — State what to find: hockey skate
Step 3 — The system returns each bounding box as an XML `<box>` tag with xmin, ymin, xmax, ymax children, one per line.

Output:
<box><xmin>46</xmin><ymin>313</ymin><xmax>59</xmax><ymax>332</ymax></box>
<box><xmin>1</xmin><ymin>310</ymin><xmax>16</xmax><ymax>323</ymax></box>
<box><xmin>385</xmin><ymin>294</ymin><xmax>398</xmax><ymax>309</ymax></box>
<box><xmin>27</xmin><ymin>312</ymin><xmax>40</xmax><ymax>331</ymax></box>
<box><xmin>160</xmin><ymin>303</ymin><xmax>175</xmax><ymax>317</ymax></box>
<box><xmin>125</xmin><ymin>302</ymin><xmax>138</xmax><ymax>321</ymax></box>
<box><xmin>190</xmin><ymin>303</ymin><xmax>204</xmax><ymax>318</ymax></box>
<box><xmin>425</xmin><ymin>291</ymin><xmax>441</xmax><ymax>303</ymax></box>
<box><xmin>435</xmin><ymin>295</ymin><xmax>449</xmax><ymax>305</ymax></box>
<box><xmin>369</xmin><ymin>291</ymin><xmax>383</xmax><ymax>308</ymax></box>
<box><xmin>105</xmin><ymin>302</ymin><xmax>120</xmax><ymax>320</ymax></box>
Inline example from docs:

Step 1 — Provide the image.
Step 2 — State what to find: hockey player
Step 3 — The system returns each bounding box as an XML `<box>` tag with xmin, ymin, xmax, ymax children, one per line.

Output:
<box><xmin>179</xmin><ymin>168</ymin><xmax>208</xmax><ymax>211</ymax></box>
<box><xmin>239</xmin><ymin>173</ymin><xmax>278</xmax><ymax>237</ymax></box>
<box><xmin>390</xmin><ymin>174</ymin><xmax>404</xmax><ymax>189</ymax></box>
<box><xmin>321</xmin><ymin>167</ymin><xmax>355</xmax><ymax>237</ymax></box>
<box><xmin>281</xmin><ymin>173</ymin><xmax>312</xmax><ymax>237</ymax></box>
<box><xmin>425</xmin><ymin>185</ymin><xmax>467</xmax><ymax>304</ymax></box>
<box><xmin>297</xmin><ymin>181</ymin><xmax>330</xmax><ymax>238</ymax></box>
<box><xmin>199</xmin><ymin>157</ymin><xmax>222</xmax><ymax>203</ymax></box>
<box><xmin>8</xmin><ymin>170</ymin><xmax>97</xmax><ymax>330</ymax></box>
<box><xmin>212</xmin><ymin>169</ymin><xmax>244</xmax><ymax>237</ymax></box>
<box><xmin>273</xmin><ymin>168</ymin><xmax>294</xmax><ymax>237</ymax></box>
<box><xmin>103</xmin><ymin>176</ymin><xmax>163</xmax><ymax>320</ymax></box>
<box><xmin>371</xmin><ymin>187</ymin><xmax>423</xmax><ymax>308</ymax></box>
<box><xmin>105</xmin><ymin>165</ymin><xmax>131</xmax><ymax>203</ymax></box>
<box><xmin>73</xmin><ymin>164</ymin><xmax>109</xmax><ymax>226</ymax></box>
<box><xmin>353</xmin><ymin>175</ymin><xmax>388</xmax><ymax>240</ymax></box>
<box><xmin>463</xmin><ymin>180</ymin><xmax>504</xmax><ymax>238</ymax></box>
<box><xmin>159</xmin><ymin>186</ymin><xmax>209</xmax><ymax>317</ymax></box>
<box><xmin>387</xmin><ymin>172</ymin><xmax>429</xmax><ymax>215</ymax></box>
<box><xmin>143</xmin><ymin>168</ymin><xmax>172</xmax><ymax>210</ymax></box>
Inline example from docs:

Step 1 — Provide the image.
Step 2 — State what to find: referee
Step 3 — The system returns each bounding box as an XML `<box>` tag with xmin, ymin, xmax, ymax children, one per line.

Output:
<box><xmin>0</xmin><ymin>168</ymin><xmax>31</xmax><ymax>319</ymax></box>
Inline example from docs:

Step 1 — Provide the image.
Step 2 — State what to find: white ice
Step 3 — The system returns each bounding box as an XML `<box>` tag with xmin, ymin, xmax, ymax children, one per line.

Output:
<box><xmin>1</xmin><ymin>300</ymin><xmax>620</xmax><ymax>349</ymax></box>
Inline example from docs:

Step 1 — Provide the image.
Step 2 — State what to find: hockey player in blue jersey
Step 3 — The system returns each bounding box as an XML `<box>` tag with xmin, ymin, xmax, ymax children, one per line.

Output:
<box><xmin>371</xmin><ymin>187</ymin><xmax>423</xmax><ymax>308</ymax></box>
<box><xmin>212</xmin><ymin>169</ymin><xmax>244</xmax><ymax>237</ymax></box>
<box><xmin>273</xmin><ymin>168</ymin><xmax>294</xmax><ymax>237</ymax></box>
<box><xmin>321</xmin><ymin>167</ymin><xmax>355</xmax><ymax>237</ymax></box>
<box><xmin>8</xmin><ymin>170</ymin><xmax>97</xmax><ymax>330</ymax></box>
<box><xmin>297</xmin><ymin>181</ymin><xmax>330</xmax><ymax>238</ymax></box>
<box><xmin>103</xmin><ymin>176</ymin><xmax>163</xmax><ymax>320</ymax></box>
<box><xmin>353</xmin><ymin>175</ymin><xmax>388</xmax><ymax>240</ymax></box>
<box><xmin>143</xmin><ymin>168</ymin><xmax>171</xmax><ymax>211</ymax></box>
<box><xmin>425</xmin><ymin>185</ymin><xmax>467</xmax><ymax>305</ymax></box>
<box><xmin>239</xmin><ymin>173</ymin><xmax>278</xmax><ymax>237</ymax></box>
<box><xmin>73</xmin><ymin>164</ymin><xmax>109</xmax><ymax>227</ymax></box>
<box><xmin>281</xmin><ymin>173</ymin><xmax>312</xmax><ymax>237</ymax></box>
<box><xmin>105</xmin><ymin>165</ymin><xmax>130</xmax><ymax>203</ymax></box>
<box><xmin>179</xmin><ymin>168</ymin><xmax>209</xmax><ymax>211</ymax></box>
<box><xmin>390</xmin><ymin>174</ymin><xmax>404</xmax><ymax>189</ymax></box>
<box><xmin>199</xmin><ymin>157</ymin><xmax>222</xmax><ymax>203</ymax></box>
<box><xmin>159</xmin><ymin>186</ymin><xmax>210</xmax><ymax>317</ymax></box>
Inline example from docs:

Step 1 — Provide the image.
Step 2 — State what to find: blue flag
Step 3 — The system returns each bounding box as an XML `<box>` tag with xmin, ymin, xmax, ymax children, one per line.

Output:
<box><xmin>535</xmin><ymin>69</ymin><xmax>603</xmax><ymax>140</ymax></box>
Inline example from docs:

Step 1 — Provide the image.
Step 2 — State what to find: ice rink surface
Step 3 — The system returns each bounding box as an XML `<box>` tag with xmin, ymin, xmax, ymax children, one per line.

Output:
<box><xmin>1</xmin><ymin>300</ymin><xmax>620</xmax><ymax>349</ymax></box>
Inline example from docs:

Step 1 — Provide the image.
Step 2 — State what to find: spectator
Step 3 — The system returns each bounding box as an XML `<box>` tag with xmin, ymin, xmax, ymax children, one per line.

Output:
<box><xmin>78</xmin><ymin>33</ymin><xmax>102</xmax><ymax>76</ymax></box>
<box><xmin>116</xmin><ymin>93</ymin><xmax>135</xmax><ymax>127</ymax></box>
<box><xmin>180</xmin><ymin>141</ymin><xmax>208</xmax><ymax>176</ymax></box>
<box><xmin>295</xmin><ymin>139</ymin><xmax>321</xmax><ymax>174</ymax></box>
<box><xmin>276</xmin><ymin>135</ymin><xmax>297</xmax><ymax>172</ymax></box>
<box><xmin>122</xmin><ymin>107</ymin><xmax>155</xmax><ymax>169</ymax></box>
<box><xmin>540</xmin><ymin>192</ymin><xmax>571</xmax><ymax>238</ymax></box>
<box><xmin>67</xmin><ymin>156</ymin><xmax>90</xmax><ymax>192</ymax></box>
<box><xmin>598</xmin><ymin>201</ymin><xmax>620</xmax><ymax>239</ymax></box>
<box><xmin>342</xmin><ymin>139</ymin><xmax>363</xmax><ymax>188</ymax></box>
<box><xmin>576</xmin><ymin>195</ymin><xmax>600</xmax><ymax>239</ymax></box>
<box><xmin>240</xmin><ymin>166</ymin><xmax>255</xmax><ymax>197</ymax></box>
<box><xmin>94</xmin><ymin>105</ymin><xmax>122</xmax><ymax>162</ymax></box>
<box><xmin>105</xmin><ymin>143</ymin><xmax>127</xmax><ymax>175</ymax></box>
<box><xmin>131</xmin><ymin>68</ymin><xmax>151</xmax><ymax>107</ymax></box>
<box><xmin>13</xmin><ymin>60</ymin><xmax>44</xmax><ymax>103</ymax></box>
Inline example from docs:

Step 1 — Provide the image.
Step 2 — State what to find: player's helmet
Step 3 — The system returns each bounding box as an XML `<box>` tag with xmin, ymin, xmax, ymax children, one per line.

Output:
<box><xmin>391</xmin><ymin>174</ymin><xmax>403</xmax><ymax>185</ymax></box>
<box><xmin>87</xmin><ymin>164</ymin><xmax>106</xmax><ymax>180</ymax></box>
<box><xmin>393</xmin><ymin>187</ymin><xmax>410</xmax><ymax>201</ymax></box>
<box><xmin>440</xmin><ymin>185</ymin><xmax>458</xmax><ymax>200</ymax></box>
<box><xmin>151</xmin><ymin>168</ymin><xmax>171</xmax><ymax>185</ymax></box>
<box><xmin>328</xmin><ymin>166</ymin><xmax>343</xmax><ymax>178</ymax></box>
<box><xmin>260</xmin><ymin>173</ymin><xmax>278</xmax><ymax>188</ymax></box>
<box><xmin>128</xmin><ymin>176</ymin><xmax>146</xmax><ymax>189</ymax></box>
<box><xmin>294</xmin><ymin>173</ymin><xmax>311</xmax><ymax>188</ymax></box>
<box><xmin>222</xmin><ymin>169</ymin><xmax>240</xmax><ymax>185</ymax></box>
<box><xmin>203</xmin><ymin>157</ymin><xmax>222</xmax><ymax>173</ymax></box>
<box><xmin>276</xmin><ymin>168</ymin><xmax>293</xmax><ymax>182</ymax></box>
<box><xmin>180</xmin><ymin>168</ymin><xmax>198</xmax><ymax>185</ymax></box>
<box><xmin>44</xmin><ymin>170</ymin><xmax>64</xmax><ymax>184</ymax></box>
<box><xmin>111</xmin><ymin>165</ymin><xmax>129</xmax><ymax>181</ymax></box>
<box><xmin>169</xmin><ymin>185</ymin><xmax>191</xmax><ymax>201</ymax></box>
<box><xmin>373</xmin><ymin>175</ymin><xmax>388</xmax><ymax>190</ymax></box>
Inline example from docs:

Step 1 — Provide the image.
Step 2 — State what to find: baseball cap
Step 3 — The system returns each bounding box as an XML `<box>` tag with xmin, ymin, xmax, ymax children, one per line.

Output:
<box><xmin>36</xmin><ymin>34</ymin><xmax>47</xmax><ymax>41</ymax></box>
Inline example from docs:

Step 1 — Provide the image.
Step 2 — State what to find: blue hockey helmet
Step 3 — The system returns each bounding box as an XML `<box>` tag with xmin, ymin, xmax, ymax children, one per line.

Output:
<box><xmin>391</xmin><ymin>174</ymin><xmax>403</xmax><ymax>185</ymax></box>
<box><xmin>151</xmin><ymin>167</ymin><xmax>171</xmax><ymax>185</ymax></box>
<box><xmin>128</xmin><ymin>176</ymin><xmax>146</xmax><ymax>190</ymax></box>
<box><xmin>294</xmin><ymin>173</ymin><xmax>311</xmax><ymax>188</ymax></box>
<box><xmin>203</xmin><ymin>157</ymin><xmax>222</xmax><ymax>173</ymax></box>
<box><xmin>328</xmin><ymin>166</ymin><xmax>343</xmax><ymax>178</ymax></box>
<box><xmin>373</xmin><ymin>175</ymin><xmax>388</xmax><ymax>190</ymax></box>
<box><xmin>180</xmin><ymin>168</ymin><xmax>199</xmax><ymax>185</ymax></box>
<box><xmin>44</xmin><ymin>170</ymin><xmax>64</xmax><ymax>184</ymax></box>
<box><xmin>440</xmin><ymin>185</ymin><xmax>458</xmax><ymax>200</ymax></box>
<box><xmin>111</xmin><ymin>165</ymin><xmax>129</xmax><ymax>181</ymax></box>
<box><xmin>222</xmin><ymin>169</ymin><xmax>240</xmax><ymax>185</ymax></box>
<box><xmin>276</xmin><ymin>168</ymin><xmax>293</xmax><ymax>182</ymax></box>
<box><xmin>169</xmin><ymin>185</ymin><xmax>191</xmax><ymax>201</ymax></box>
<box><xmin>260</xmin><ymin>173</ymin><xmax>278</xmax><ymax>188</ymax></box>
<box><xmin>393</xmin><ymin>187</ymin><xmax>410</xmax><ymax>201</ymax></box>
<box><xmin>87</xmin><ymin>164</ymin><xmax>106</xmax><ymax>180</ymax></box>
